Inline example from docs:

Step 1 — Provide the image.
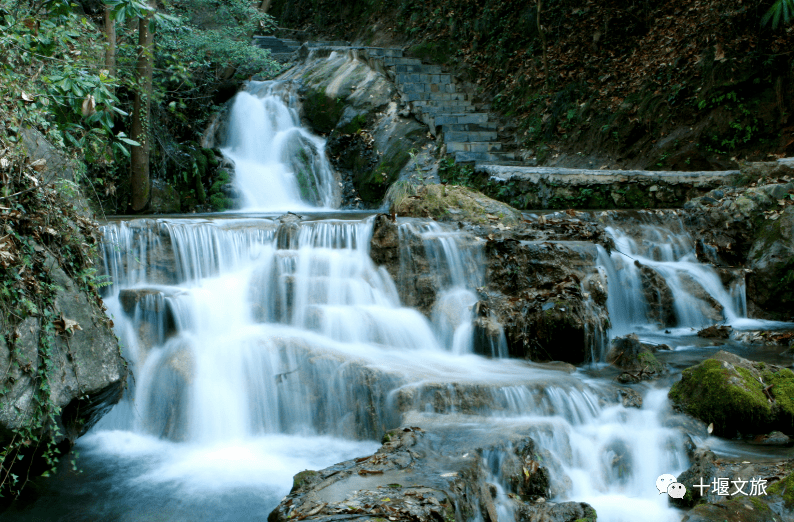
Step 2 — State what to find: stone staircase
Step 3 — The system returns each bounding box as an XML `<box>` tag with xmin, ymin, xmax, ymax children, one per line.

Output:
<box><xmin>252</xmin><ymin>37</ymin><xmax>518</xmax><ymax>165</ymax></box>
<box><xmin>374</xmin><ymin>50</ymin><xmax>516</xmax><ymax>164</ymax></box>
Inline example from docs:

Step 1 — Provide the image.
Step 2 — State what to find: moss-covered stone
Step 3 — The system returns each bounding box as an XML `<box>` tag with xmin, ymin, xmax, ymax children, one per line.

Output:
<box><xmin>291</xmin><ymin>469</ymin><xmax>319</xmax><ymax>493</ymax></box>
<box><xmin>302</xmin><ymin>88</ymin><xmax>346</xmax><ymax>134</ymax></box>
<box><xmin>768</xmin><ymin>471</ymin><xmax>794</xmax><ymax>508</ymax></box>
<box><xmin>393</xmin><ymin>184</ymin><xmax>522</xmax><ymax>226</ymax></box>
<box><xmin>669</xmin><ymin>351</ymin><xmax>794</xmax><ymax>436</ymax></box>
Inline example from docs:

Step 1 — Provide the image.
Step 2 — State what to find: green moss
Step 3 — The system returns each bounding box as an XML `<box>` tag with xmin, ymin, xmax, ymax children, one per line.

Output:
<box><xmin>747</xmin><ymin>496</ymin><xmax>771</xmax><ymax>512</ymax></box>
<box><xmin>292</xmin><ymin>469</ymin><xmax>318</xmax><ymax>492</ymax></box>
<box><xmin>356</xmin><ymin>149</ymin><xmax>411</xmax><ymax>203</ymax></box>
<box><xmin>302</xmin><ymin>88</ymin><xmax>346</xmax><ymax>134</ymax></box>
<box><xmin>638</xmin><ymin>351</ymin><xmax>663</xmax><ymax>373</ymax></box>
<box><xmin>766</xmin><ymin>367</ymin><xmax>794</xmax><ymax>423</ymax></box>
<box><xmin>668</xmin><ymin>359</ymin><xmax>774</xmax><ymax>435</ymax></box>
<box><xmin>768</xmin><ymin>472</ymin><xmax>794</xmax><ymax>508</ymax></box>
<box><xmin>339</xmin><ymin>113</ymin><xmax>368</xmax><ymax>135</ymax></box>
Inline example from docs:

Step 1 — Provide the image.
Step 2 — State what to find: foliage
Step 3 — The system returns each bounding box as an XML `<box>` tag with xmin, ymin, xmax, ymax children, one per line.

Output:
<box><xmin>0</xmin><ymin>0</ymin><xmax>135</xmax><ymax>178</ymax></box>
<box><xmin>763</xmin><ymin>0</ymin><xmax>794</xmax><ymax>28</ymax></box>
<box><xmin>0</xmin><ymin>160</ymin><xmax>110</xmax><ymax>500</ymax></box>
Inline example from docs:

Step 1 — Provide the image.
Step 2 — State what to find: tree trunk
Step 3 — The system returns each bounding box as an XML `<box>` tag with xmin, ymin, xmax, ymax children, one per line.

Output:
<box><xmin>103</xmin><ymin>5</ymin><xmax>116</xmax><ymax>79</ymax></box>
<box><xmin>129</xmin><ymin>6</ymin><xmax>154</xmax><ymax>212</ymax></box>
<box><xmin>537</xmin><ymin>0</ymin><xmax>549</xmax><ymax>87</ymax></box>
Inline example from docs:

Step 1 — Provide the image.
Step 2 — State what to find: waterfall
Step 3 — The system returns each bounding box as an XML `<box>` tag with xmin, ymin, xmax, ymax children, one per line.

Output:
<box><xmin>598</xmin><ymin>222</ymin><xmax>743</xmax><ymax>335</ymax></box>
<box><xmin>14</xmin><ymin>86</ymin><xmax>701</xmax><ymax>522</ymax></box>
<box><xmin>221</xmin><ymin>81</ymin><xmax>339</xmax><ymax>210</ymax></box>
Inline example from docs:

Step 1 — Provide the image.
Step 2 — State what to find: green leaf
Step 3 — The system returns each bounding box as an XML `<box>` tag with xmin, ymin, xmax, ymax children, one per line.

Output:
<box><xmin>118</xmin><ymin>137</ymin><xmax>141</xmax><ymax>146</ymax></box>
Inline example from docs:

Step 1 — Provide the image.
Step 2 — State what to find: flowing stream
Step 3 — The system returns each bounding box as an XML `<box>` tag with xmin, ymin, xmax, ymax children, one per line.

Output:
<box><xmin>6</xmin><ymin>81</ymin><xmax>788</xmax><ymax>522</ymax></box>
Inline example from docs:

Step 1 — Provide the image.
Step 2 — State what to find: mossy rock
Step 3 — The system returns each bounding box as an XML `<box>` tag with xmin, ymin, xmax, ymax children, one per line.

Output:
<box><xmin>669</xmin><ymin>351</ymin><xmax>794</xmax><ymax>437</ymax></box>
<box><xmin>302</xmin><ymin>88</ymin><xmax>346</xmax><ymax>134</ymax></box>
<box><xmin>768</xmin><ymin>471</ymin><xmax>794</xmax><ymax>509</ymax></box>
<box><xmin>291</xmin><ymin>469</ymin><xmax>319</xmax><ymax>493</ymax></box>
<box><xmin>393</xmin><ymin>184</ymin><xmax>522</xmax><ymax>226</ymax></box>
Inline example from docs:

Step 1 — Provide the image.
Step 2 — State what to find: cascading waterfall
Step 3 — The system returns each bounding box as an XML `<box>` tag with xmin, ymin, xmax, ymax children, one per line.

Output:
<box><xmin>597</xmin><ymin>222</ymin><xmax>744</xmax><ymax>335</ymax></box>
<box><xmin>221</xmin><ymin>81</ymin><xmax>339</xmax><ymax>210</ymax></box>
<box><xmin>15</xmin><ymin>82</ymin><xmax>749</xmax><ymax>522</ymax></box>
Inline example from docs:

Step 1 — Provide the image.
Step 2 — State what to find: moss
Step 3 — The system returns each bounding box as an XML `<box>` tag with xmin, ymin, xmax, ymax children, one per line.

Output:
<box><xmin>747</xmin><ymin>496</ymin><xmax>771</xmax><ymax>512</ymax></box>
<box><xmin>292</xmin><ymin>469</ymin><xmax>318</xmax><ymax>492</ymax></box>
<box><xmin>768</xmin><ymin>472</ymin><xmax>794</xmax><ymax>508</ymax></box>
<box><xmin>637</xmin><ymin>351</ymin><xmax>663</xmax><ymax>373</ymax></box>
<box><xmin>356</xmin><ymin>149</ymin><xmax>411</xmax><ymax>203</ymax></box>
<box><xmin>766</xmin><ymin>367</ymin><xmax>794</xmax><ymax>425</ymax></box>
<box><xmin>339</xmin><ymin>113</ymin><xmax>368</xmax><ymax>135</ymax></box>
<box><xmin>302</xmin><ymin>88</ymin><xmax>346</xmax><ymax>134</ymax></box>
<box><xmin>668</xmin><ymin>358</ymin><xmax>775</xmax><ymax>435</ymax></box>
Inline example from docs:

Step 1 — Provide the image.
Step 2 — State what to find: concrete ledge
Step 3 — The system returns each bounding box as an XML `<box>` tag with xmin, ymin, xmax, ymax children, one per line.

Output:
<box><xmin>477</xmin><ymin>165</ymin><xmax>739</xmax><ymax>186</ymax></box>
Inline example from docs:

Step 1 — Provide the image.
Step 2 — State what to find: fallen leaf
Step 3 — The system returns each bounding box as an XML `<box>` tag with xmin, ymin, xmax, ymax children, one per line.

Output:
<box><xmin>21</xmin><ymin>92</ymin><xmax>35</xmax><ymax>103</ymax></box>
<box><xmin>707</xmin><ymin>423</ymin><xmax>714</xmax><ymax>434</ymax></box>
<box><xmin>53</xmin><ymin>314</ymin><xmax>82</xmax><ymax>336</ymax></box>
<box><xmin>81</xmin><ymin>94</ymin><xmax>96</xmax><ymax>117</ymax></box>
<box><xmin>29</xmin><ymin>159</ymin><xmax>46</xmax><ymax>172</ymax></box>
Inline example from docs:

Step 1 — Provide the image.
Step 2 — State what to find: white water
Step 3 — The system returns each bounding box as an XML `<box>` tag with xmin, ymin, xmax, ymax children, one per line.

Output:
<box><xmin>35</xmin><ymin>82</ymin><xmax>741</xmax><ymax>522</ymax></box>
<box><xmin>221</xmin><ymin>81</ymin><xmax>338</xmax><ymax>211</ymax></box>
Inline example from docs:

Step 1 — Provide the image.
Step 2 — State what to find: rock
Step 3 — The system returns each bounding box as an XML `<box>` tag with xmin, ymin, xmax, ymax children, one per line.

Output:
<box><xmin>749</xmin><ymin>431</ymin><xmax>793</xmax><ymax>447</ymax></box>
<box><xmin>267</xmin><ymin>426</ymin><xmax>584</xmax><ymax>522</ymax></box>
<box><xmin>517</xmin><ymin>501</ymin><xmax>598</xmax><ymax>522</ymax></box>
<box><xmin>0</xmin><ymin>246</ymin><xmax>127</xmax><ymax>484</ymax></box>
<box><xmin>747</xmin><ymin>205</ymin><xmax>794</xmax><ymax>320</ymax></box>
<box><xmin>607</xmin><ymin>334</ymin><xmax>665</xmax><ymax>380</ymax></box>
<box><xmin>697</xmin><ymin>325</ymin><xmax>731</xmax><ymax>339</ymax></box>
<box><xmin>393</xmin><ymin>184</ymin><xmax>523</xmax><ymax>226</ymax></box>
<box><xmin>149</xmin><ymin>178</ymin><xmax>181</xmax><ymax>214</ymax></box>
<box><xmin>668</xmin><ymin>350</ymin><xmax>794</xmax><ymax>437</ymax></box>
<box><xmin>637</xmin><ymin>263</ymin><xmax>676</xmax><ymax>327</ymax></box>
<box><xmin>20</xmin><ymin>127</ymin><xmax>92</xmax><ymax>217</ymax></box>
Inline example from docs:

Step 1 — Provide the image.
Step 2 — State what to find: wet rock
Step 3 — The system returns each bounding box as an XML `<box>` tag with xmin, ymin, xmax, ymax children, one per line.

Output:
<box><xmin>615</xmin><ymin>388</ymin><xmax>643</xmax><ymax>408</ymax></box>
<box><xmin>268</xmin><ymin>426</ymin><xmax>581</xmax><ymax>522</ymax></box>
<box><xmin>275</xmin><ymin>212</ymin><xmax>305</xmax><ymax>249</ymax></box>
<box><xmin>393</xmin><ymin>184</ymin><xmax>522</xmax><ymax>226</ymax></box>
<box><xmin>747</xmin><ymin>205</ymin><xmax>794</xmax><ymax>320</ymax></box>
<box><xmin>607</xmin><ymin>334</ymin><xmax>666</xmax><ymax>382</ymax></box>
<box><xmin>697</xmin><ymin>325</ymin><xmax>732</xmax><ymax>339</ymax></box>
<box><xmin>472</xmin><ymin>315</ymin><xmax>506</xmax><ymax>357</ymax></box>
<box><xmin>749</xmin><ymin>431</ymin><xmax>792</xmax><ymax>447</ymax></box>
<box><xmin>671</xmin><ymin>448</ymin><xmax>718</xmax><ymax>507</ymax></box>
<box><xmin>517</xmin><ymin>501</ymin><xmax>597</xmax><ymax>522</ymax></box>
<box><xmin>636</xmin><ymin>263</ymin><xmax>676</xmax><ymax>327</ymax></box>
<box><xmin>0</xmin><ymin>245</ymin><xmax>127</xmax><ymax>470</ymax></box>
<box><xmin>480</xmin><ymin>238</ymin><xmax>609</xmax><ymax>365</ymax></box>
<box><xmin>678</xmin><ymin>273</ymin><xmax>725</xmax><ymax>323</ymax></box>
<box><xmin>668</xmin><ymin>350</ymin><xmax>794</xmax><ymax>437</ymax></box>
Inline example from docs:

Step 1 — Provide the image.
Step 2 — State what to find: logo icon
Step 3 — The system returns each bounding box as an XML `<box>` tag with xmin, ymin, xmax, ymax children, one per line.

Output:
<box><xmin>667</xmin><ymin>482</ymin><xmax>687</xmax><ymax>499</ymax></box>
<box><xmin>656</xmin><ymin>474</ymin><xmax>676</xmax><ymax>495</ymax></box>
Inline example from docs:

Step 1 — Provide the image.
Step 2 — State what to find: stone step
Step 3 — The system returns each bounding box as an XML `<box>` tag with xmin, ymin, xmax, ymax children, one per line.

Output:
<box><xmin>359</xmin><ymin>47</ymin><xmax>404</xmax><ymax>58</ymax></box>
<box><xmin>382</xmin><ymin>56</ymin><xmax>421</xmax><ymax>66</ymax></box>
<box><xmin>413</xmin><ymin>101</ymin><xmax>473</xmax><ymax>112</ymax></box>
<box><xmin>403</xmin><ymin>92</ymin><xmax>469</xmax><ymax>102</ymax></box>
<box><xmin>455</xmin><ymin>151</ymin><xmax>517</xmax><ymax>163</ymax></box>
<box><xmin>433</xmin><ymin>113</ymin><xmax>490</xmax><ymax>125</ymax></box>
<box><xmin>400</xmin><ymin>82</ymin><xmax>458</xmax><ymax>94</ymax></box>
<box><xmin>443</xmin><ymin>130</ymin><xmax>499</xmax><ymax>143</ymax></box>
<box><xmin>446</xmin><ymin>141</ymin><xmax>503</xmax><ymax>153</ymax></box>
<box><xmin>308</xmin><ymin>40</ymin><xmax>352</xmax><ymax>47</ymax></box>
<box><xmin>394</xmin><ymin>73</ymin><xmax>453</xmax><ymax>85</ymax></box>
<box><xmin>391</xmin><ymin>64</ymin><xmax>444</xmax><ymax>74</ymax></box>
<box><xmin>442</xmin><ymin>122</ymin><xmax>499</xmax><ymax>132</ymax></box>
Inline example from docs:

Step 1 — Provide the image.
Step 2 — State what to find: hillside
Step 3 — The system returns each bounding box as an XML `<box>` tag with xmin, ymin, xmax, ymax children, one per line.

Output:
<box><xmin>268</xmin><ymin>0</ymin><xmax>794</xmax><ymax>170</ymax></box>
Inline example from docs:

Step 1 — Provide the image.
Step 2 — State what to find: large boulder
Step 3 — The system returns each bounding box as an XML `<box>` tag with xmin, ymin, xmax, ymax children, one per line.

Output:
<box><xmin>0</xmin><ymin>247</ymin><xmax>127</xmax><ymax>486</ymax></box>
<box><xmin>668</xmin><ymin>351</ymin><xmax>794</xmax><ymax>437</ymax></box>
<box><xmin>392</xmin><ymin>184</ymin><xmax>522</xmax><ymax>226</ymax></box>
<box><xmin>267</xmin><ymin>426</ymin><xmax>590</xmax><ymax>522</ymax></box>
<box><xmin>747</xmin><ymin>205</ymin><xmax>794</xmax><ymax>320</ymax></box>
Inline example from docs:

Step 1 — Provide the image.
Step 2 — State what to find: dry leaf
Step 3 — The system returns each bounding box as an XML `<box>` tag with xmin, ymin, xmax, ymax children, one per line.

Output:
<box><xmin>21</xmin><ymin>92</ymin><xmax>35</xmax><ymax>103</ymax></box>
<box><xmin>707</xmin><ymin>423</ymin><xmax>714</xmax><ymax>434</ymax></box>
<box><xmin>81</xmin><ymin>94</ymin><xmax>96</xmax><ymax>117</ymax></box>
<box><xmin>30</xmin><ymin>159</ymin><xmax>46</xmax><ymax>172</ymax></box>
<box><xmin>53</xmin><ymin>314</ymin><xmax>82</xmax><ymax>336</ymax></box>
<box><xmin>0</xmin><ymin>157</ymin><xmax>10</xmax><ymax>169</ymax></box>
